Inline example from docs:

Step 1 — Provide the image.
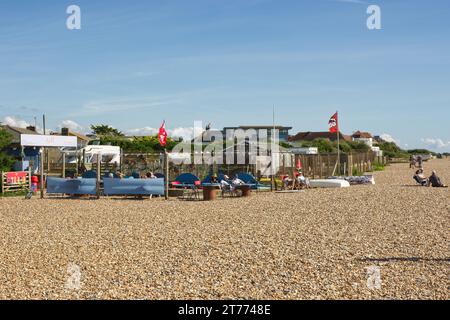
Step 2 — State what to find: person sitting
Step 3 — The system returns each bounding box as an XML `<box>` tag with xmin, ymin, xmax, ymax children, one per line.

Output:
<box><xmin>428</xmin><ymin>170</ymin><xmax>447</xmax><ymax>188</ymax></box>
<box><xmin>413</xmin><ymin>169</ymin><xmax>428</xmax><ymax>186</ymax></box>
<box><xmin>146</xmin><ymin>172</ymin><xmax>156</xmax><ymax>179</ymax></box>
<box><xmin>211</xmin><ymin>174</ymin><xmax>219</xmax><ymax>184</ymax></box>
<box><xmin>296</xmin><ymin>171</ymin><xmax>311</xmax><ymax>189</ymax></box>
<box><xmin>231</xmin><ymin>174</ymin><xmax>245</xmax><ymax>187</ymax></box>
<box><xmin>282</xmin><ymin>174</ymin><xmax>292</xmax><ymax>190</ymax></box>
<box><xmin>219</xmin><ymin>175</ymin><xmax>231</xmax><ymax>188</ymax></box>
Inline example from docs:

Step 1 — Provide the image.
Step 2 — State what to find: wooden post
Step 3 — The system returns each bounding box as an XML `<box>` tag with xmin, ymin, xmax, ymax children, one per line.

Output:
<box><xmin>347</xmin><ymin>154</ymin><xmax>353</xmax><ymax>176</ymax></box>
<box><xmin>40</xmin><ymin>148</ymin><xmax>44</xmax><ymax>199</ymax></box>
<box><xmin>28</xmin><ymin>168</ymin><xmax>32</xmax><ymax>190</ymax></box>
<box><xmin>165</xmin><ymin>149</ymin><xmax>169</xmax><ymax>200</ymax></box>
<box><xmin>327</xmin><ymin>154</ymin><xmax>330</xmax><ymax>177</ymax></box>
<box><xmin>96</xmin><ymin>156</ymin><xmax>101</xmax><ymax>199</ymax></box>
<box><xmin>62</xmin><ymin>152</ymin><xmax>66</xmax><ymax>178</ymax></box>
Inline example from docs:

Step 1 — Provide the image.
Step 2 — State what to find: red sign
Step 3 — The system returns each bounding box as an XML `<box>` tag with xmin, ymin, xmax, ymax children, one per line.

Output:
<box><xmin>158</xmin><ymin>121</ymin><xmax>168</xmax><ymax>147</ymax></box>
<box><xmin>6</xmin><ymin>172</ymin><xmax>27</xmax><ymax>185</ymax></box>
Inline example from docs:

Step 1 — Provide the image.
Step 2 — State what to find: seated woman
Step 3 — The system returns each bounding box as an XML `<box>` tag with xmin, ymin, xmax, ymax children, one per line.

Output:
<box><xmin>145</xmin><ymin>172</ymin><xmax>156</xmax><ymax>179</ymax></box>
<box><xmin>428</xmin><ymin>170</ymin><xmax>447</xmax><ymax>188</ymax></box>
<box><xmin>296</xmin><ymin>171</ymin><xmax>311</xmax><ymax>189</ymax></box>
<box><xmin>219</xmin><ymin>175</ymin><xmax>231</xmax><ymax>189</ymax></box>
<box><xmin>282</xmin><ymin>174</ymin><xmax>292</xmax><ymax>190</ymax></box>
<box><xmin>413</xmin><ymin>169</ymin><xmax>428</xmax><ymax>186</ymax></box>
<box><xmin>231</xmin><ymin>175</ymin><xmax>245</xmax><ymax>187</ymax></box>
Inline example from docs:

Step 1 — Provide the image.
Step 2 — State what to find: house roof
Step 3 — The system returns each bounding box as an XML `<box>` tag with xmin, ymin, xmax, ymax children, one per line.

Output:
<box><xmin>0</xmin><ymin>125</ymin><xmax>40</xmax><ymax>144</ymax></box>
<box><xmin>288</xmin><ymin>131</ymin><xmax>352</xmax><ymax>142</ymax></box>
<box><xmin>65</xmin><ymin>130</ymin><xmax>91</xmax><ymax>141</ymax></box>
<box><xmin>352</xmin><ymin>131</ymin><xmax>373</xmax><ymax>139</ymax></box>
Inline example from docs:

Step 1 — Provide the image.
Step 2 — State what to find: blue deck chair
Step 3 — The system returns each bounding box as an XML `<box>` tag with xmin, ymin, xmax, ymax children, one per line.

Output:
<box><xmin>236</xmin><ymin>172</ymin><xmax>269</xmax><ymax>190</ymax></box>
<box><xmin>172</xmin><ymin>173</ymin><xmax>201</xmax><ymax>199</ymax></box>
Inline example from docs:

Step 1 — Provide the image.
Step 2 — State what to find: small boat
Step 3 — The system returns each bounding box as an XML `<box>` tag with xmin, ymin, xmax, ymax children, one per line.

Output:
<box><xmin>309</xmin><ymin>179</ymin><xmax>350</xmax><ymax>188</ymax></box>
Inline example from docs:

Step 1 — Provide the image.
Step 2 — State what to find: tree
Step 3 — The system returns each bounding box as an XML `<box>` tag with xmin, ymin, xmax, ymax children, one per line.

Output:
<box><xmin>301</xmin><ymin>138</ymin><xmax>336</xmax><ymax>153</ymax></box>
<box><xmin>378</xmin><ymin>141</ymin><xmax>408</xmax><ymax>158</ymax></box>
<box><xmin>0</xmin><ymin>129</ymin><xmax>14</xmax><ymax>172</ymax></box>
<box><xmin>98</xmin><ymin>134</ymin><xmax>177</xmax><ymax>153</ymax></box>
<box><xmin>90</xmin><ymin>124</ymin><xmax>124</xmax><ymax>137</ymax></box>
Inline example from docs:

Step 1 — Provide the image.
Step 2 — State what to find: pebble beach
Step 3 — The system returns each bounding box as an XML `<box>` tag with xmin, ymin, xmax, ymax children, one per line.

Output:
<box><xmin>0</xmin><ymin>159</ymin><xmax>448</xmax><ymax>300</ymax></box>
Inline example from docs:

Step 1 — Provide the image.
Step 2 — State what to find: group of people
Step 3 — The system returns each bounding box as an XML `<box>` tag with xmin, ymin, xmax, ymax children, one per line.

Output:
<box><xmin>106</xmin><ymin>171</ymin><xmax>158</xmax><ymax>179</ymax></box>
<box><xmin>413</xmin><ymin>169</ymin><xmax>447</xmax><ymax>188</ymax></box>
<box><xmin>211</xmin><ymin>174</ymin><xmax>245</xmax><ymax>193</ymax></box>
<box><xmin>281</xmin><ymin>170</ymin><xmax>311</xmax><ymax>190</ymax></box>
<box><xmin>409</xmin><ymin>154</ymin><xmax>447</xmax><ymax>188</ymax></box>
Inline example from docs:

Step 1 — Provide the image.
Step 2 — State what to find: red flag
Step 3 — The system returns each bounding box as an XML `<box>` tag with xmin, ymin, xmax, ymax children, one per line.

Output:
<box><xmin>296</xmin><ymin>158</ymin><xmax>302</xmax><ymax>170</ymax></box>
<box><xmin>158</xmin><ymin>121</ymin><xmax>167</xmax><ymax>147</ymax></box>
<box><xmin>328</xmin><ymin>112</ymin><xmax>339</xmax><ymax>133</ymax></box>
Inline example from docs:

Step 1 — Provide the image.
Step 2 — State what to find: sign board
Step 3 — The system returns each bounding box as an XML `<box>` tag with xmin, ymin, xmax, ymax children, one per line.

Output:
<box><xmin>20</xmin><ymin>134</ymin><xmax>77</xmax><ymax>148</ymax></box>
<box><xmin>5</xmin><ymin>171</ymin><xmax>28</xmax><ymax>185</ymax></box>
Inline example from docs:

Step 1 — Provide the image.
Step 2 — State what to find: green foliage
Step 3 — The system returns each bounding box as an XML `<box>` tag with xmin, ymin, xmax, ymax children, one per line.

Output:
<box><xmin>347</xmin><ymin>140</ymin><xmax>371</xmax><ymax>152</ymax></box>
<box><xmin>378</xmin><ymin>141</ymin><xmax>409</xmax><ymax>158</ymax></box>
<box><xmin>0</xmin><ymin>129</ymin><xmax>14</xmax><ymax>172</ymax></box>
<box><xmin>0</xmin><ymin>153</ymin><xmax>15</xmax><ymax>172</ymax></box>
<box><xmin>99</xmin><ymin>135</ymin><xmax>177</xmax><ymax>152</ymax></box>
<box><xmin>301</xmin><ymin>138</ymin><xmax>336</xmax><ymax>153</ymax></box>
<box><xmin>0</xmin><ymin>129</ymin><xmax>12</xmax><ymax>149</ymax></box>
<box><xmin>372</xmin><ymin>162</ymin><xmax>385</xmax><ymax>171</ymax></box>
<box><xmin>300</xmin><ymin>138</ymin><xmax>371</xmax><ymax>154</ymax></box>
<box><xmin>90</xmin><ymin>124</ymin><xmax>124</xmax><ymax>137</ymax></box>
<box><xmin>279</xmin><ymin>141</ymin><xmax>291</xmax><ymax>149</ymax></box>
<box><xmin>352</xmin><ymin>166</ymin><xmax>364</xmax><ymax>176</ymax></box>
<box><xmin>407</xmin><ymin>149</ymin><xmax>435</xmax><ymax>156</ymax></box>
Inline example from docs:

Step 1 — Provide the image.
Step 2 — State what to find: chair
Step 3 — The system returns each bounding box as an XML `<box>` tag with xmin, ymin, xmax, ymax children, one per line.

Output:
<box><xmin>413</xmin><ymin>175</ymin><xmax>428</xmax><ymax>186</ymax></box>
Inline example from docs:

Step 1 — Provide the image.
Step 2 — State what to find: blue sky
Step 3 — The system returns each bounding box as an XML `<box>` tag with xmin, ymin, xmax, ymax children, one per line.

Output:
<box><xmin>0</xmin><ymin>0</ymin><xmax>449</xmax><ymax>151</ymax></box>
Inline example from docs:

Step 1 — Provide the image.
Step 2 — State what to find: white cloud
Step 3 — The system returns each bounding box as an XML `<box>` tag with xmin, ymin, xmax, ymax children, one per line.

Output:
<box><xmin>58</xmin><ymin>120</ymin><xmax>84</xmax><ymax>132</ymax></box>
<box><xmin>125</xmin><ymin>127</ymin><xmax>158</xmax><ymax>136</ymax></box>
<box><xmin>1</xmin><ymin>116</ymin><xmax>44</xmax><ymax>133</ymax></box>
<box><xmin>2</xmin><ymin>116</ymin><xmax>31</xmax><ymax>128</ymax></box>
<box><xmin>123</xmin><ymin>126</ymin><xmax>202</xmax><ymax>142</ymax></box>
<box><xmin>379</xmin><ymin>133</ymin><xmax>398</xmax><ymax>144</ymax></box>
<box><xmin>170</xmin><ymin>127</ymin><xmax>195</xmax><ymax>141</ymax></box>
<box><xmin>421</xmin><ymin>138</ymin><xmax>450</xmax><ymax>149</ymax></box>
<box><xmin>73</xmin><ymin>96</ymin><xmax>182</xmax><ymax>117</ymax></box>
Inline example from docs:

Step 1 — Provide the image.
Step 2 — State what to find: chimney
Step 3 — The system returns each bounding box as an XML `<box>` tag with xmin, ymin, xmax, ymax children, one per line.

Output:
<box><xmin>26</xmin><ymin>126</ymin><xmax>36</xmax><ymax>132</ymax></box>
<box><xmin>61</xmin><ymin>127</ymin><xmax>69</xmax><ymax>136</ymax></box>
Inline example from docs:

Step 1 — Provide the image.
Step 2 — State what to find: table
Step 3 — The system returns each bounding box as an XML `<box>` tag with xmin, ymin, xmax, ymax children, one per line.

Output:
<box><xmin>202</xmin><ymin>183</ymin><xmax>221</xmax><ymax>201</ymax></box>
<box><xmin>235</xmin><ymin>184</ymin><xmax>252</xmax><ymax>197</ymax></box>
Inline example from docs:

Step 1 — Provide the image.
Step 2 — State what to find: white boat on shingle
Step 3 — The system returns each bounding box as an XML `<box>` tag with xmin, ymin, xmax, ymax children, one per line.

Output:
<box><xmin>309</xmin><ymin>179</ymin><xmax>351</xmax><ymax>188</ymax></box>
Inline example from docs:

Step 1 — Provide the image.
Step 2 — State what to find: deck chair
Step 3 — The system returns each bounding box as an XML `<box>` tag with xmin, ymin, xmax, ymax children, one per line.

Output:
<box><xmin>413</xmin><ymin>175</ymin><xmax>428</xmax><ymax>186</ymax></box>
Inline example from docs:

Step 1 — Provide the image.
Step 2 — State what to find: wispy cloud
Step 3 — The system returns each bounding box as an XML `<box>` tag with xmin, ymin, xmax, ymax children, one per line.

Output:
<box><xmin>71</xmin><ymin>96</ymin><xmax>182</xmax><ymax>117</ymax></box>
<box><xmin>421</xmin><ymin>138</ymin><xmax>450</xmax><ymax>149</ymax></box>
<box><xmin>58</xmin><ymin>120</ymin><xmax>85</xmax><ymax>133</ymax></box>
<box><xmin>380</xmin><ymin>133</ymin><xmax>398</xmax><ymax>144</ymax></box>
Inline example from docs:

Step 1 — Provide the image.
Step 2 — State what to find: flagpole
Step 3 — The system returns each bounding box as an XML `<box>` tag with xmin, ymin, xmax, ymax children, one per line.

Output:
<box><xmin>271</xmin><ymin>104</ymin><xmax>275</xmax><ymax>191</ymax></box>
<box><xmin>165</xmin><ymin>147</ymin><xmax>169</xmax><ymax>200</ymax></box>
<box><xmin>336</xmin><ymin>110</ymin><xmax>340</xmax><ymax>176</ymax></box>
